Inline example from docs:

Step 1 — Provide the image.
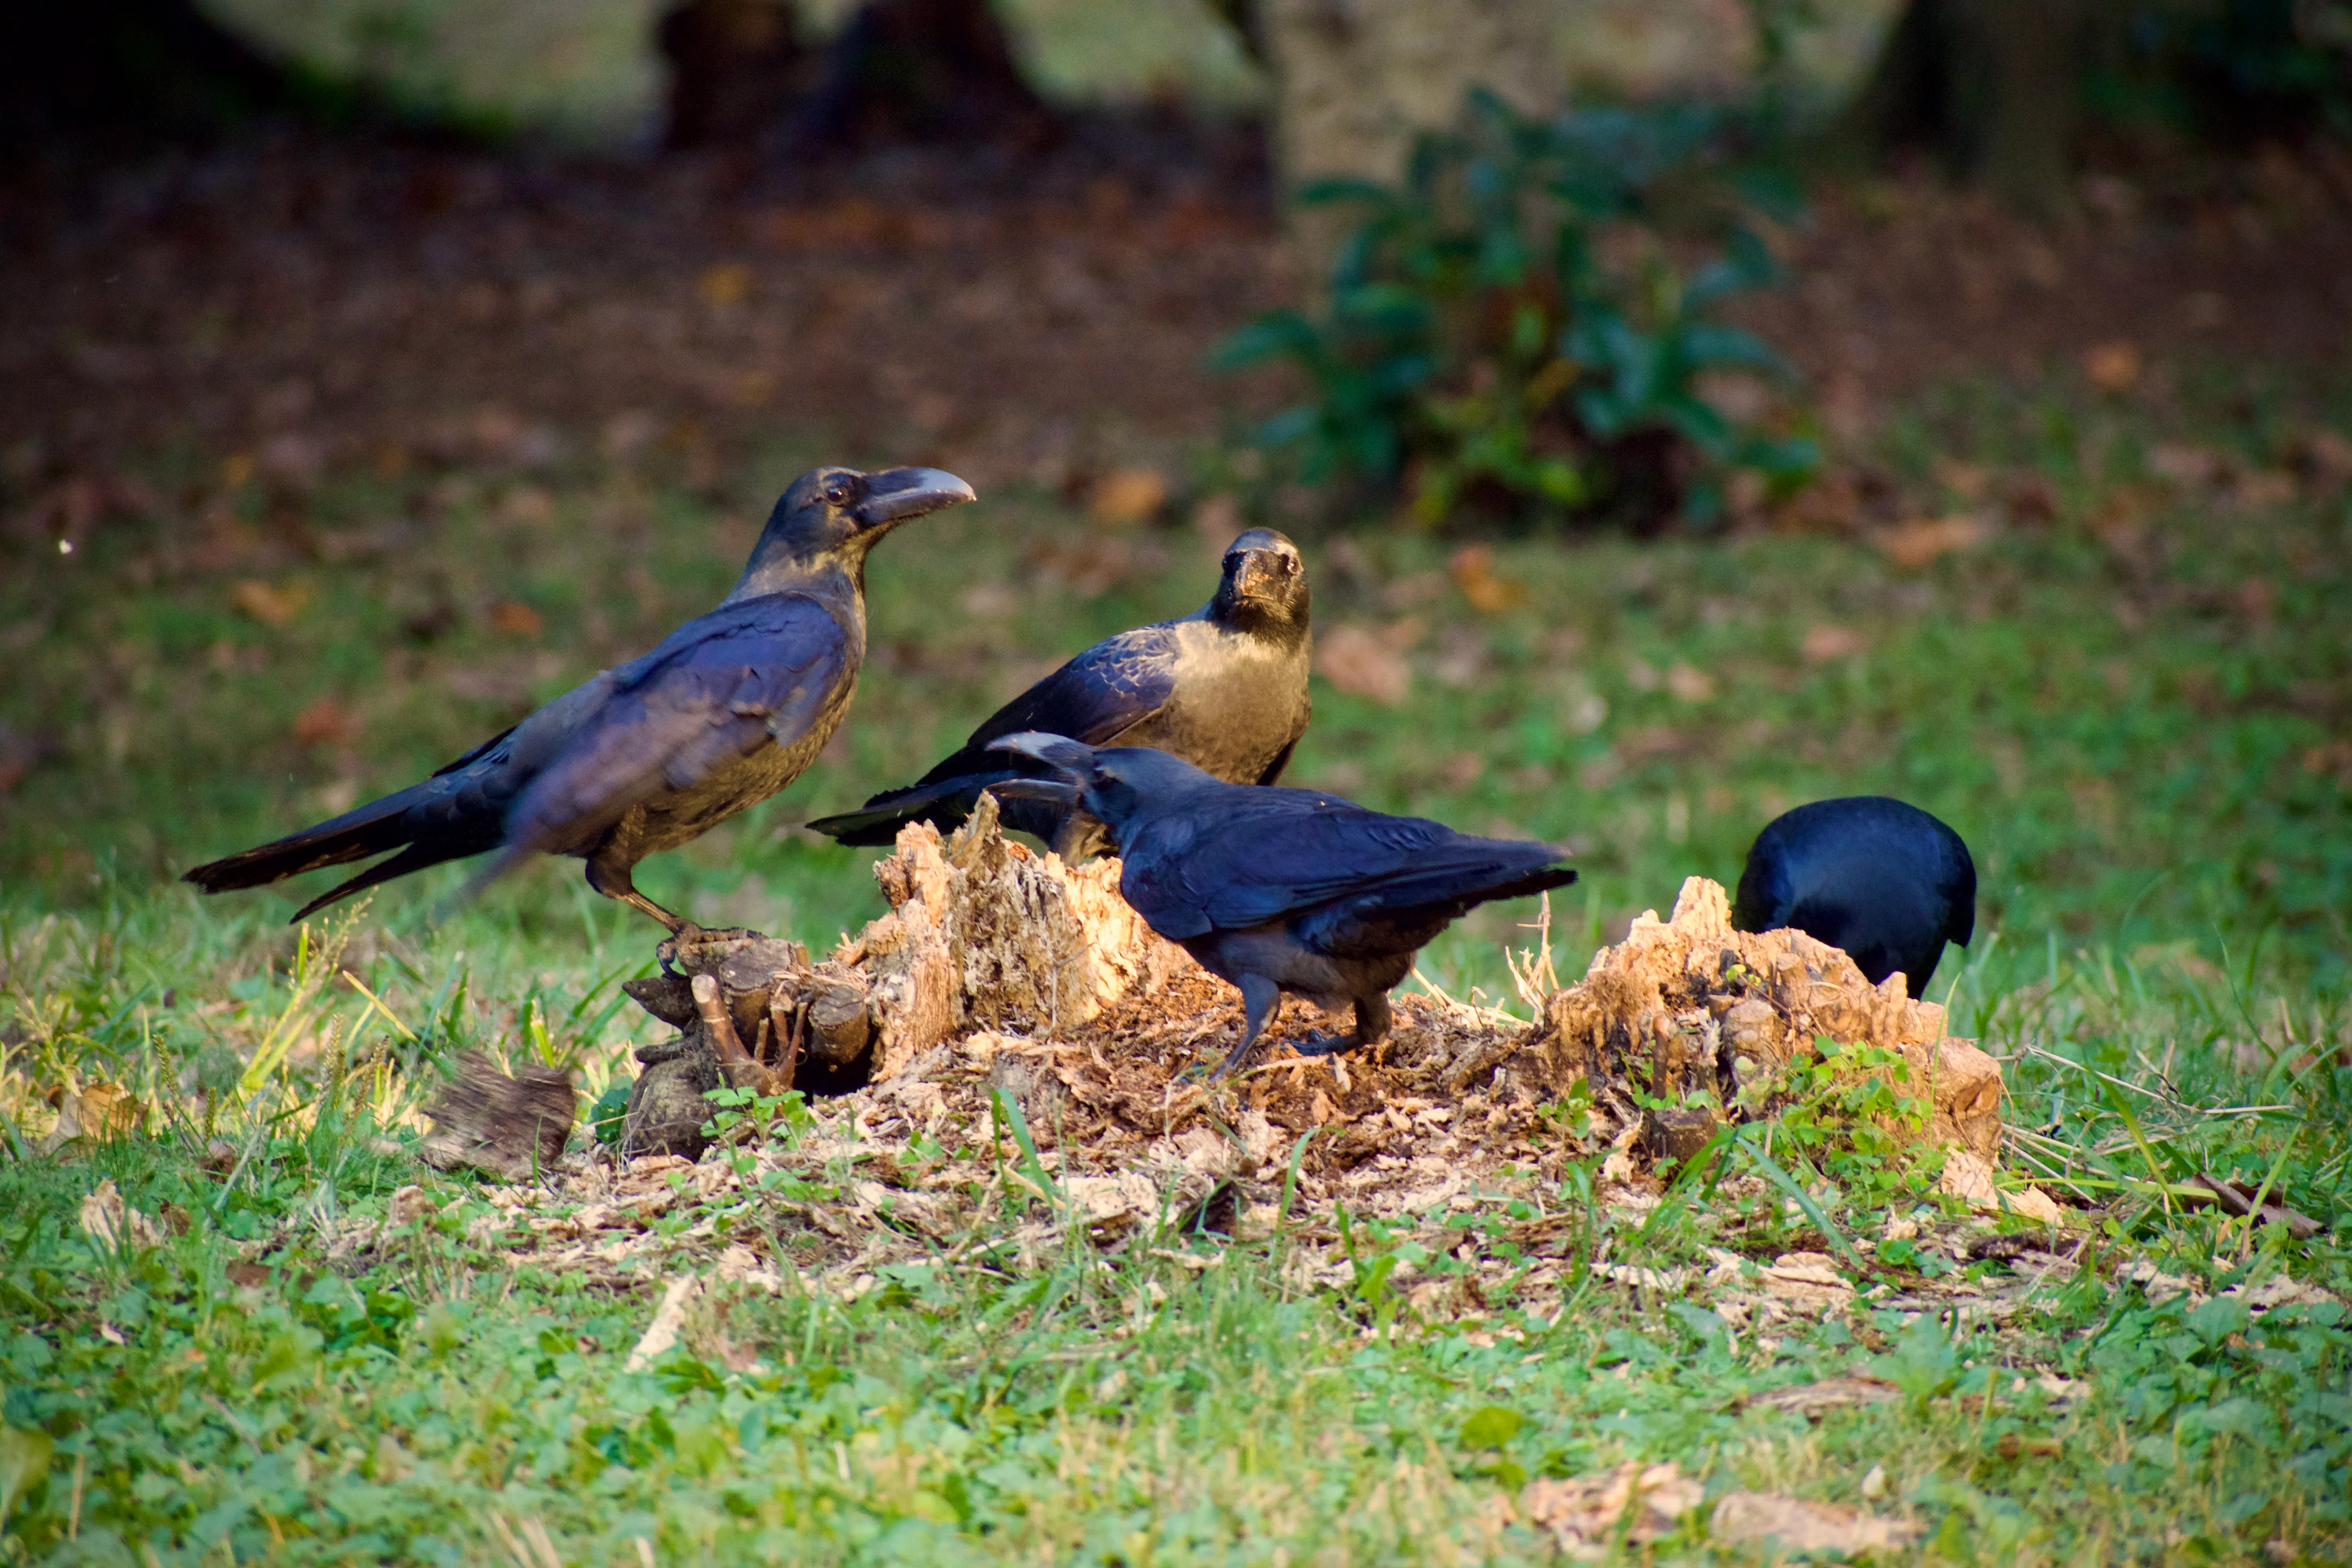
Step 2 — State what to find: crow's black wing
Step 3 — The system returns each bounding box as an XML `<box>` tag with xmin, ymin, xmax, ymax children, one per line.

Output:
<box><xmin>502</xmin><ymin>593</ymin><xmax>848</xmax><ymax>855</ymax></box>
<box><xmin>806</xmin><ymin>624</ymin><xmax>1183</xmax><ymax>844</ymax></box>
<box><xmin>916</xmin><ymin>624</ymin><xmax>1183</xmax><ymax>782</ymax></box>
<box><xmin>1118</xmin><ymin>788</ymin><xmax>1529</xmax><ymax>939</ymax></box>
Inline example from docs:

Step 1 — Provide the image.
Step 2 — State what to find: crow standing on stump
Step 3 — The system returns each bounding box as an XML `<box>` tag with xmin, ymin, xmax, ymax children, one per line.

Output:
<box><xmin>808</xmin><ymin>528</ymin><xmax>1311</xmax><ymax>860</ymax></box>
<box><xmin>987</xmin><ymin>735</ymin><xmax>1577</xmax><ymax>1079</ymax></box>
<box><xmin>1731</xmin><ymin>795</ymin><xmax>1976</xmax><ymax>998</ymax></box>
<box><xmin>184</xmin><ymin>465</ymin><xmax>976</xmax><ymax>931</ymax></box>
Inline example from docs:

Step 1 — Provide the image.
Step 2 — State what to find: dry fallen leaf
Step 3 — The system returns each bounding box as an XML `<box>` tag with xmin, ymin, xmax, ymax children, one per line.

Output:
<box><xmin>1750</xmin><ymin>1376</ymin><xmax>1900</xmax><ymax>1418</ymax></box>
<box><xmin>2304</xmin><ymin>428</ymin><xmax>2352</xmax><ymax>486</ymax></box>
<box><xmin>1711</xmin><ymin>1492</ymin><xmax>1922</xmax><ymax>1554</ymax></box>
<box><xmin>2227</xmin><ymin>470</ymin><xmax>2297</xmax><ymax>510</ymax></box>
<box><xmin>1802</xmin><ymin>624</ymin><xmax>1867</xmax><ymax>662</ymax></box>
<box><xmin>2082</xmin><ymin>340</ymin><xmax>2142</xmax><ymax>393</ymax></box>
<box><xmin>1873</xmin><ymin>514</ymin><xmax>1993</xmax><ymax>570</ymax></box>
<box><xmin>292</xmin><ymin>697</ymin><xmax>363</xmax><ymax>748</ymax></box>
<box><xmin>488</xmin><ymin>601</ymin><xmax>544</xmax><ymax>637</ymax></box>
<box><xmin>1931</xmin><ymin>456</ymin><xmax>1991</xmax><ymax>501</ymax></box>
<box><xmin>230</xmin><ymin>579</ymin><xmax>309</xmax><ymax>626</ymax></box>
<box><xmin>387</xmin><ymin>1185</ymin><xmax>438</xmax><ymax>1230</ymax></box>
<box><xmin>1664</xmin><ymin>663</ymin><xmax>1715</xmax><ymax>703</ymax></box>
<box><xmin>626</xmin><ymin>1277</ymin><xmax>702</xmax><ymax>1371</ymax></box>
<box><xmin>697</xmin><ymin>263</ymin><xmax>752</xmax><ymax>309</ymax></box>
<box><xmin>1316</xmin><ymin>623</ymin><xmax>1417</xmax><ymax>705</ymax></box>
<box><xmin>44</xmin><ymin>1083</ymin><xmax>145</xmax><ymax>1152</ymax></box>
<box><xmin>1450</xmin><ymin>544</ymin><xmax>1530</xmax><ymax>613</ymax></box>
<box><xmin>1522</xmin><ymin>1461</ymin><xmax>1704</xmax><ymax>1559</ymax></box>
<box><xmin>1089</xmin><ymin>468</ymin><xmax>1169</xmax><ymax>528</ymax></box>
<box><xmin>2148</xmin><ymin>443</ymin><xmax>2221</xmax><ymax>487</ymax></box>
<box><xmin>1760</xmin><ymin>1252</ymin><xmax>1856</xmax><ymax>1311</ymax></box>
<box><xmin>79</xmin><ymin>1178</ymin><xmax>165</xmax><ymax>1252</ymax></box>
<box><xmin>1938</xmin><ymin>1149</ymin><xmax>2065</xmax><ymax>1223</ymax></box>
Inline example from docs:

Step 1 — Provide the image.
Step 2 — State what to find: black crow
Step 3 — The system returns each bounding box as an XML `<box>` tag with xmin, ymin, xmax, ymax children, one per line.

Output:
<box><xmin>1731</xmin><ymin>795</ymin><xmax>1976</xmax><ymax>998</ymax></box>
<box><xmin>808</xmin><ymin>528</ymin><xmax>1311</xmax><ymax>860</ymax></box>
<box><xmin>184</xmin><ymin>465</ymin><xmax>975</xmax><ymax>931</ymax></box>
<box><xmin>987</xmin><ymin>734</ymin><xmax>1576</xmax><ymax>1079</ymax></box>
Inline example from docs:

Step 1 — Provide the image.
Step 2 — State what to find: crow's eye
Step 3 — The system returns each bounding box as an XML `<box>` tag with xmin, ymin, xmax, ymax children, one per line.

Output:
<box><xmin>824</xmin><ymin>479</ymin><xmax>856</xmax><ymax>506</ymax></box>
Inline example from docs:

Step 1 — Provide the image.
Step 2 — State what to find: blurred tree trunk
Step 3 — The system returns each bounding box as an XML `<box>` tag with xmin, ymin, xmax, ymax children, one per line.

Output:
<box><xmin>0</xmin><ymin>0</ymin><xmax>295</xmax><ymax>151</ymax></box>
<box><xmin>1256</xmin><ymin>0</ymin><xmax>1566</xmax><ymax>269</ymax></box>
<box><xmin>659</xmin><ymin>0</ymin><xmax>809</xmax><ymax>150</ymax></box>
<box><xmin>795</xmin><ymin>0</ymin><xmax>1055</xmax><ymax>148</ymax></box>
<box><xmin>1257</xmin><ymin>0</ymin><xmax>1563</xmax><ymax>192</ymax></box>
<box><xmin>1845</xmin><ymin>0</ymin><xmax>2103</xmax><ymax>215</ymax></box>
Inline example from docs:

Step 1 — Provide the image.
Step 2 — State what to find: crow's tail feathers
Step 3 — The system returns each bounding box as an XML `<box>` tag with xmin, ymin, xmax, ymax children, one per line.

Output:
<box><xmin>805</xmin><ymin>773</ymin><xmax>1004</xmax><ymax>846</ymax></box>
<box><xmin>182</xmin><ymin>791</ymin><xmax>426</xmax><ymax>896</ymax></box>
<box><xmin>182</xmin><ymin>782</ymin><xmax>485</xmax><ymax>923</ymax></box>
<box><xmin>289</xmin><ymin>842</ymin><xmax>467</xmax><ymax>922</ymax></box>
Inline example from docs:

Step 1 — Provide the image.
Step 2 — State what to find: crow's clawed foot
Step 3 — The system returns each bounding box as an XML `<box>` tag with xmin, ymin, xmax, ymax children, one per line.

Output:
<box><xmin>1287</xmin><ymin>1031</ymin><xmax>1363</xmax><ymax>1060</ymax></box>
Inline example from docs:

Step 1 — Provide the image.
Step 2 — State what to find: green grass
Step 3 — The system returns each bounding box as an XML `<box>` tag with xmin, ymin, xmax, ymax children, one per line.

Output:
<box><xmin>2</xmin><ymin>364</ymin><xmax>2349</xmax><ymax>1563</ymax></box>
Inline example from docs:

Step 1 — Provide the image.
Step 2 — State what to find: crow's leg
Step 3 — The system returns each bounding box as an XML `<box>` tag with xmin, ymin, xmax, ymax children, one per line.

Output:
<box><xmin>1290</xmin><ymin>991</ymin><xmax>1390</xmax><ymax>1059</ymax></box>
<box><xmin>1207</xmin><ymin>974</ymin><xmax>1281</xmax><ymax>1081</ymax></box>
<box><xmin>585</xmin><ymin>853</ymin><xmax>688</xmax><ymax>933</ymax></box>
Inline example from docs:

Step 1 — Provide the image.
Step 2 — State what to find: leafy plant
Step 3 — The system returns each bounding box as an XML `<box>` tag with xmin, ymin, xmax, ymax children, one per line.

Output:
<box><xmin>2093</xmin><ymin>0</ymin><xmax>2352</xmax><ymax>144</ymax></box>
<box><xmin>1215</xmin><ymin>91</ymin><xmax>1819</xmax><ymax>531</ymax></box>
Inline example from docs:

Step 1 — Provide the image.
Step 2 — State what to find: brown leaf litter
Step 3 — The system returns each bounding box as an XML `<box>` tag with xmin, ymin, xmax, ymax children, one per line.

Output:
<box><xmin>366</xmin><ymin>800</ymin><xmax>2177</xmax><ymax>1344</ymax></box>
<box><xmin>1515</xmin><ymin>1461</ymin><xmax>1922</xmax><ymax>1559</ymax></box>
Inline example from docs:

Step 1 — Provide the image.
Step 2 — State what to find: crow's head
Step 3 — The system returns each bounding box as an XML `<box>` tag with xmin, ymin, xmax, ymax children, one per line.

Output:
<box><xmin>984</xmin><ymin>733</ymin><xmax>1217</xmax><ymax>844</ymax></box>
<box><xmin>1210</xmin><ymin>528</ymin><xmax>1309</xmax><ymax>643</ymax></box>
<box><xmin>741</xmin><ymin>465</ymin><xmax>975</xmax><ymax>591</ymax></box>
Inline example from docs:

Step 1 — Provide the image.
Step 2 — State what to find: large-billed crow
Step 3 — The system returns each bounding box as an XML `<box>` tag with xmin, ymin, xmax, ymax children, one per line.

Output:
<box><xmin>987</xmin><ymin>734</ymin><xmax>1576</xmax><ymax>1078</ymax></box>
<box><xmin>808</xmin><ymin>528</ymin><xmax>1311</xmax><ymax>860</ymax></box>
<box><xmin>184</xmin><ymin>465</ymin><xmax>975</xmax><ymax>931</ymax></box>
<box><xmin>1731</xmin><ymin>795</ymin><xmax>1976</xmax><ymax>998</ymax></box>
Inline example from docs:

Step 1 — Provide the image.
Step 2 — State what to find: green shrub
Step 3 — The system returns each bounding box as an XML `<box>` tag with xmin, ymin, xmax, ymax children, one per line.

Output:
<box><xmin>1214</xmin><ymin>91</ymin><xmax>1820</xmax><ymax>532</ymax></box>
<box><xmin>2095</xmin><ymin>0</ymin><xmax>2352</xmax><ymax>145</ymax></box>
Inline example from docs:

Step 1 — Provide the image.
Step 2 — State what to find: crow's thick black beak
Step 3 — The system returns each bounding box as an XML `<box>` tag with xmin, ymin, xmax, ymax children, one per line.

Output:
<box><xmin>986</xmin><ymin>732</ymin><xmax>1096</xmax><ymax>779</ymax></box>
<box><xmin>855</xmin><ymin>467</ymin><xmax>976</xmax><ymax>529</ymax></box>
<box><xmin>985</xmin><ymin>778</ymin><xmax>1083</xmax><ymax>806</ymax></box>
<box><xmin>1230</xmin><ymin>549</ymin><xmax>1285</xmax><ymax>598</ymax></box>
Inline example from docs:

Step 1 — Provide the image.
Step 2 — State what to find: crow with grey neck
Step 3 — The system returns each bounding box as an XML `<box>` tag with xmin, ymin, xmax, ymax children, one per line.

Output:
<box><xmin>184</xmin><ymin>466</ymin><xmax>975</xmax><ymax>931</ymax></box>
<box><xmin>809</xmin><ymin>528</ymin><xmax>1310</xmax><ymax>860</ymax></box>
<box><xmin>988</xmin><ymin>735</ymin><xmax>1576</xmax><ymax>1079</ymax></box>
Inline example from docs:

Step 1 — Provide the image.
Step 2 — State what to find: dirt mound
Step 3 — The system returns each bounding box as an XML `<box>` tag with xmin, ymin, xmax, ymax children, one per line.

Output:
<box><xmin>606</xmin><ymin>803</ymin><xmax>2009</xmax><ymax>1202</ymax></box>
<box><xmin>386</xmin><ymin>807</ymin><xmax>2084</xmax><ymax>1332</ymax></box>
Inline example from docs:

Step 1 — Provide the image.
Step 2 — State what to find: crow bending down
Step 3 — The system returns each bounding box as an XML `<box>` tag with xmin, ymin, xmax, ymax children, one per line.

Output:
<box><xmin>1731</xmin><ymin>795</ymin><xmax>1976</xmax><ymax>998</ymax></box>
<box><xmin>184</xmin><ymin>465</ymin><xmax>975</xmax><ymax>931</ymax></box>
<box><xmin>807</xmin><ymin>528</ymin><xmax>1310</xmax><ymax>860</ymax></box>
<box><xmin>989</xmin><ymin>734</ymin><xmax>1576</xmax><ymax>1078</ymax></box>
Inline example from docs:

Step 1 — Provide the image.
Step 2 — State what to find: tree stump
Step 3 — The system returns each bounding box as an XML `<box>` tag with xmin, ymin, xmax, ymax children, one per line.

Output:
<box><xmin>1493</xmin><ymin>877</ymin><xmax>2005</xmax><ymax>1163</ymax></box>
<box><xmin>614</xmin><ymin>793</ymin><xmax>1194</xmax><ymax>1158</ymax></box>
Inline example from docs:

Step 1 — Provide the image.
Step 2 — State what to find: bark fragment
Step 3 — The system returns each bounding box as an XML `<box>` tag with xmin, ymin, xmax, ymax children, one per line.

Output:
<box><xmin>420</xmin><ymin>1051</ymin><xmax>576</xmax><ymax>1181</ymax></box>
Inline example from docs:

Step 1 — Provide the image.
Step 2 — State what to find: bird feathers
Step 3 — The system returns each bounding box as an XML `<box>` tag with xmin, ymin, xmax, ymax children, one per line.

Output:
<box><xmin>1732</xmin><ymin>795</ymin><xmax>1976</xmax><ymax>996</ymax></box>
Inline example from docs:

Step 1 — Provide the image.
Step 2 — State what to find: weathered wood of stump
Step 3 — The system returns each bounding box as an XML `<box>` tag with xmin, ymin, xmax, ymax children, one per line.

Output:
<box><xmin>615</xmin><ymin>793</ymin><xmax>1194</xmax><ymax>1158</ymax></box>
<box><xmin>1487</xmin><ymin>877</ymin><xmax>2006</xmax><ymax>1163</ymax></box>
